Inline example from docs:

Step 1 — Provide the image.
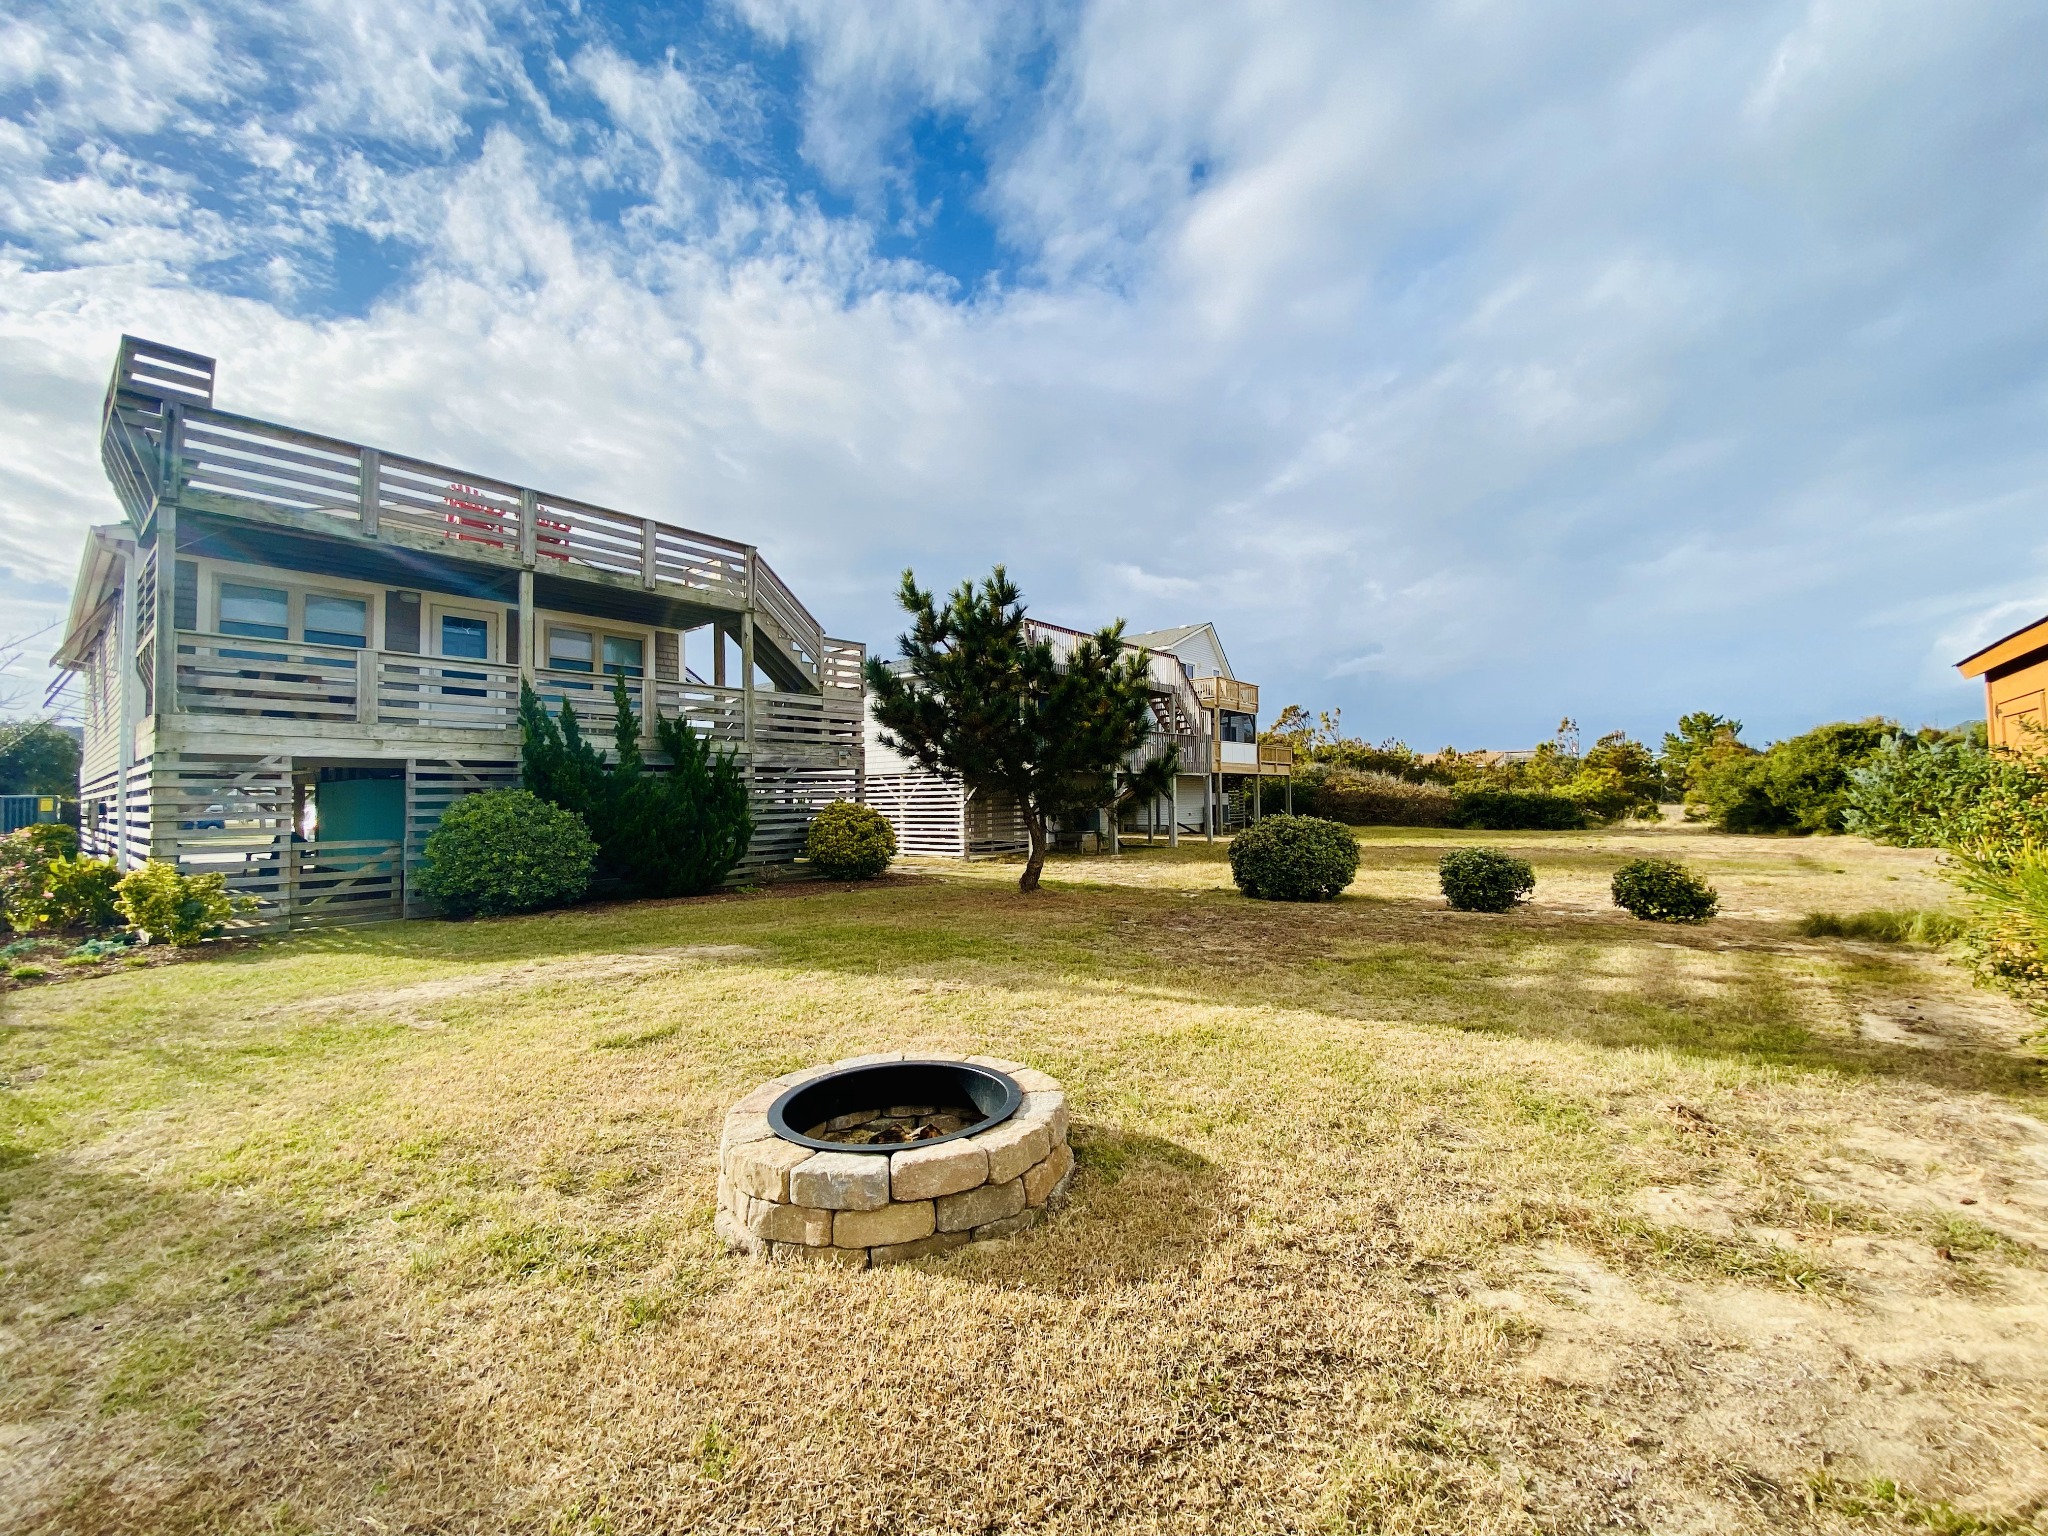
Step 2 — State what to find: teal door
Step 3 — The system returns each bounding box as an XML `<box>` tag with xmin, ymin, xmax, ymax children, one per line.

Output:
<box><xmin>316</xmin><ymin>779</ymin><xmax>404</xmax><ymax>844</ymax></box>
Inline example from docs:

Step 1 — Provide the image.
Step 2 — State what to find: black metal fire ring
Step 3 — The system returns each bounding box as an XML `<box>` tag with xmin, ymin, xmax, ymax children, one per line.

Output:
<box><xmin>767</xmin><ymin>1059</ymin><xmax>1023</xmax><ymax>1155</ymax></box>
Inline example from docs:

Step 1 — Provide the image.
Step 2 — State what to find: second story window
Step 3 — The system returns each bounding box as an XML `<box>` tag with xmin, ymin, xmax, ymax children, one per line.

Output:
<box><xmin>304</xmin><ymin>594</ymin><xmax>368</xmax><ymax>648</ymax></box>
<box><xmin>602</xmin><ymin>635</ymin><xmax>644</xmax><ymax>678</ymax></box>
<box><xmin>440</xmin><ymin>615</ymin><xmax>490</xmax><ymax>660</ymax></box>
<box><xmin>219</xmin><ymin>583</ymin><xmax>288</xmax><ymax>640</ymax></box>
<box><xmin>549</xmin><ymin>627</ymin><xmax>595</xmax><ymax>673</ymax></box>
<box><xmin>1220</xmin><ymin>709</ymin><xmax>1257</xmax><ymax>744</ymax></box>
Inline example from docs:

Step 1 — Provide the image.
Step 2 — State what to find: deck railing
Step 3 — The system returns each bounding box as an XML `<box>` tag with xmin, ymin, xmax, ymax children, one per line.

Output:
<box><xmin>1192</xmin><ymin>676</ymin><xmax>1259</xmax><ymax>714</ymax></box>
<box><xmin>169</xmin><ymin>632</ymin><xmax>858</xmax><ymax>756</ymax></box>
<box><xmin>108</xmin><ymin>336</ymin><xmax>834</xmax><ymax>691</ymax></box>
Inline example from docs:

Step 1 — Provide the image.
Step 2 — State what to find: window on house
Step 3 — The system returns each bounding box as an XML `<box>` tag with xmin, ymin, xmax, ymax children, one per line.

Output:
<box><xmin>1220</xmin><ymin>710</ymin><xmax>1257</xmax><ymax>744</ymax></box>
<box><xmin>548</xmin><ymin>628</ymin><xmax>594</xmax><ymax>672</ymax></box>
<box><xmin>602</xmin><ymin>635</ymin><xmax>644</xmax><ymax>678</ymax></box>
<box><xmin>304</xmin><ymin>594</ymin><xmax>368</xmax><ymax>648</ymax></box>
<box><xmin>440</xmin><ymin>615</ymin><xmax>491</xmax><ymax>660</ymax></box>
<box><xmin>219</xmin><ymin>583</ymin><xmax>288</xmax><ymax>640</ymax></box>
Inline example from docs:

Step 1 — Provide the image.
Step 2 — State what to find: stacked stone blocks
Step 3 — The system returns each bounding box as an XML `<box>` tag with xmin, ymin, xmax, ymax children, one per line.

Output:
<box><xmin>716</xmin><ymin>1053</ymin><xmax>1074</xmax><ymax>1268</ymax></box>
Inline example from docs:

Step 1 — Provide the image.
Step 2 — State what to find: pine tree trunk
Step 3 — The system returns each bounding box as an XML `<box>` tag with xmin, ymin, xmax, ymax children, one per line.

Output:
<box><xmin>1020</xmin><ymin>809</ymin><xmax>1049</xmax><ymax>892</ymax></box>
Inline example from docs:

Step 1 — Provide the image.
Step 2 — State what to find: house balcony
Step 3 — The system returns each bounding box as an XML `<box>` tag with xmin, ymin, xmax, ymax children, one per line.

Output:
<box><xmin>160</xmin><ymin>630</ymin><xmax>863</xmax><ymax>761</ymax></box>
<box><xmin>1192</xmin><ymin>676</ymin><xmax>1258</xmax><ymax>714</ymax></box>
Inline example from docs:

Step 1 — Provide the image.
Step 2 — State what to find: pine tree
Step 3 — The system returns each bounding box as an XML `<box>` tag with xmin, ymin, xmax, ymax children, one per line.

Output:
<box><xmin>865</xmin><ymin>566</ymin><xmax>1156</xmax><ymax>892</ymax></box>
<box><xmin>517</xmin><ymin>678</ymin><xmax>751</xmax><ymax>896</ymax></box>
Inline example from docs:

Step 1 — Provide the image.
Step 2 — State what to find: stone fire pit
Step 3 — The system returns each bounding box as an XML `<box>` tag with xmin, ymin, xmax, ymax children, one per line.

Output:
<box><xmin>716</xmin><ymin>1053</ymin><xmax>1073</xmax><ymax>1267</ymax></box>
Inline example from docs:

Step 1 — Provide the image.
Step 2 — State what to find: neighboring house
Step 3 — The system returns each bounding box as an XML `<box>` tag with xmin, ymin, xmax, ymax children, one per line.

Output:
<box><xmin>1957</xmin><ymin>615</ymin><xmax>2048</xmax><ymax>751</ymax></box>
<box><xmin>51</xmin><ymin>336</ymin><xmax>863</xmax><ymax>927</ymax></box>
<box><xmin>861</xmin><ymin>618</ymin><xmax>1292</xmax><ymax>858</ymax></box>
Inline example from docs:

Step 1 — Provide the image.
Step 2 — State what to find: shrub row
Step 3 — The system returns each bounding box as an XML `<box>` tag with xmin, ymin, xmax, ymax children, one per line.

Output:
<box><xmin>1</xmin><ymin>823</ymin><xmax>251</xmax><ymax>948</ymax></box>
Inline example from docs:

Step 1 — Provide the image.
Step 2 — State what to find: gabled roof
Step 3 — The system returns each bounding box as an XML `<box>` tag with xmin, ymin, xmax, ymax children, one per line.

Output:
<box><xmin>1123</xmin><ymin>621</ymin><xmax>1232</xmax><ymax>680</ymax></box>
<box><xmin>50</xmin><ymin>525</ymin><xmax>134</xmax><ymax>670</ymax></box>
<box><xmin>1957</xmin><ymin>613</ymin><xmax>2048</xmax><ymax>679</ymax></box>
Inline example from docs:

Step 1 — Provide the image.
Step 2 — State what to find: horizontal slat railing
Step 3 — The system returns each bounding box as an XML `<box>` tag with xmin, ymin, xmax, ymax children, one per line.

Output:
<box><xmin>377</xmin><ymin>456</ymin><xmax>521</xmax><ymax>549</ymax></box>
<box><xmin>754</xmin><ymin>692</ymin><xmax>863</xmax><ymax>750</ymax></box>
<box><xmin>175</xmin><ymin>632</ymin><xmax>363</xmax><ymax>720</ymax></box>
<box><xmin>654</xmin><ymin>524</ymin><xmax>748</xmax><ymax>597</ymax></box>
<box><xmin>752</xmin><ymin>557</ymin><xmax>823</xmax><ymax>681</ymax></box>
<box><xmin>651</xmin><ymin>680</ymin><xmax>747</xmax><ymax>742</ymax></box>
<box><xmin>179</xmin><ymin>411</ymin><xmax>367</xmax><ymax>522</ymax></box>
<box><xmin>821</xmin><ymin>638</ymin><xmax>865</xmax><ymax>695</ymax></box>
<box><xmin>376</xmin><ymin>655</ymin><xmax>520</xmax><ymax>731</ymax></box>
<box><xmin>535</xmin><ymin>493</ymin><xmax>647</xmax><ymax>580</ymax></box>
<box><xmin>291</xmin><ymin>839</ymin><xmax>403</xmax><ymax>927</ymax></box>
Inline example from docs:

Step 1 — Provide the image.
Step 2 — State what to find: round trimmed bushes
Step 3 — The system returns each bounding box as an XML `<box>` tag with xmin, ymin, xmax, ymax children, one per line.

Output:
<box><xmin>416</xmin><ymin>789</ymin><xmax>597</xmax><ymax>918</ymax></box>
<box><xmin>1439</xmin><ymin>848</ymin><xmax>1535</xmax><ymax>912</ymax></box>
<box><xmin>1228</xmin><ymin>815</ymin><xmax>1359</xmax><ymax>901</ymax></box>
<box><xmin>1611</xmin><ymin>857</ymin><xmax>1718</xmax><ymax>923</ymax></box>
<box><xmin>805</xmin><ymin>800</ymin><xmax>896</xmax><ymax>880</ymax></box>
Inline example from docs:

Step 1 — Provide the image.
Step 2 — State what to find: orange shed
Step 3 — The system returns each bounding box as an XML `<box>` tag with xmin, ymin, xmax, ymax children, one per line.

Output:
<box><xmin>1957</xmin><ymin>615</ymin><xmax>2048</xmax><ymax>751</ymax></box>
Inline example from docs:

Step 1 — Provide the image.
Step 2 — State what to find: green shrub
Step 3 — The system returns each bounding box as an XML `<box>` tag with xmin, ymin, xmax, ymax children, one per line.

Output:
<box><xmin>1451</xmin><ymin>789</ymin><xmax>1586</xmax><ymax>830</ymax></box>
<box><xmin>1611</xmin><ymin>858</ymin><xmax>1718</xmax><ymax>923</ymax></box>
<box><xmin>42</xmin><ymin>855</ymin><xmax>122</xmax><ymax>930</ymax></box>
<box><xmin>1295</xmin><ymin>767</ymin><xmax>1456</xmax><ymax>826</ymax></box>
<box><xmin>1228</xmin><ymin>815</ymin><xmax>1359</xmax><ymax>901</ymax></box>
<box><xmin>0</xmin><ymin>823</ymin><xmax>78</xmax><ymax>931</ymax></box>
<box><xmin>415</xmin><ymin>789</ymin><xmax>597</xmax><ymax>919</ymax></box>
<box><xmin>1692</xmin><ymin>720</ymin><xmax>1892</xmax><ymax>834</ymax></box>
<box><xmin>114</xmin><ymin>861</ymin><xmax>250</xmax><ymax>946</ymax></box>
<box><xmin>11</xmin><ymin>964</ymin><xmax>47</xmax><ymax>980</ymax></box>
<box><xmin>520</xmin><ymin>678</ymin><xmax>753</xmax><ymax>898</ymax></box>
<box><xmin>1843</xmin><ymin>733</ymin><xmax>1992</xmax><ymax>847</ymax></box>
<box><xmin>804</xmin><ymin>801</ymin><xmax>895</xmax><ymax>879</ymax></box>
<box><xmin>1795</xmin><ymin>910</ymin><xmax>1967</xmax><ymax>944</ymax></box>
<box><xmin>1438</xmin><ymin>848</ymin><xmax>1535</xmax><ymax>913</ymax></box>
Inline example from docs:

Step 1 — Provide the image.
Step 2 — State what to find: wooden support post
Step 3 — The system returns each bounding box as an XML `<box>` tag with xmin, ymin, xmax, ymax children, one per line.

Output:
<box><xmin>1253</xmin><ymin>776</ymin><xmax>1261</xmax><ymax>823</ymax></box>
<box><xmin>153</xmin><ymin>501</ymin><xmax>178</xmax><ymax>730</ymax></box>
<box><xmin>359</xmin><ymin>448</ymin><xmax>380</xmax><ymax>536</ymax></box>
<box><xmin>713</xmin><ymin>624</ymin><xmax>727</xmax><ymax>687</ymax></box>
<box><xmin>1107</xmin><ymin>799</ymin><xmax>1119</xmax><ymax>856</ymax></box>
<box><xmin>640</xmin><ymin>520</ymin><xmax>657</xmax><ymax>590</ymax></box>
<box><xmin>1169</xmin><ymin>777</ymin><xmax>1179</xmax><ymax>847</ymax></box>
<box><xmin>1204</xmin><ymin>773</ymin><xmax>1214</xmax><ymax>843</ymax></box>
<box><xmin>741</xmin><ymin>547</ymin><xmax>758</xmax><ymax>785</ymax></box>
<box><xmin>517</xmin><ymin>569</ymin><xmax>535</xmax><ymax>684</ymax></box>
<box><xmin>115</xmin><ymin>545</ymin><xmax>138</xmax><ymax>870</ymax></box>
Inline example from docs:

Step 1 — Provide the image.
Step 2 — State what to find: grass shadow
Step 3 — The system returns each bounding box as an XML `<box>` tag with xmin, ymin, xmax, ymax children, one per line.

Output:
<box><xmin>936</xmin><ymin>1121</ymin><xmax>1230</xmax><ymax>1294</ymax></box>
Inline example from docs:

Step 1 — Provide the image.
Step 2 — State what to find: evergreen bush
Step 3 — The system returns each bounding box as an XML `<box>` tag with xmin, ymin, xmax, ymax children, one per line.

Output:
<box><xmin>415</xmin><ymin>788</ymin><xmax>596</xmax><ymax>918</ymax></box>
<box><xmin>804</xmin><ymin>801</ymin><xmax>895</xmax><ymax>879</ymax></box>
<box><xmin>519</xmin><ymin>678</ymin><xmax>753</xmax><ymax>899</ymax></box>
<box><xmin>1451</xmin><ymin>789</ymin><xmax>1586</xmax><ymax>830</ymax></box>
<box><xmin>1296</xmin><ymin>767</ymin><xmax>1457</xmax><ymax>826</ymax></box>
<box><xmin>1228</xmin><ymin>815</ymin><xmax>1359</xmax><ymax>901</ymax></box>
<box><xmin>42</xmin><ymin>856</ymin><xmax>122</xmax><ymax>930</ymax></box>
<box><xmin>1438</xmin><ymin>848</ymin><xmax>1535</xmax><ymax>912</ymax></box>
<box><xmin>114</xmin><ymin>861</ymin><xmax>251</xmax><ymax>945</ymax></box>
<box><xmin>1610</xmin><ymin>858</ymin><xmax>1718</xmax><ymax>923</ymax></box>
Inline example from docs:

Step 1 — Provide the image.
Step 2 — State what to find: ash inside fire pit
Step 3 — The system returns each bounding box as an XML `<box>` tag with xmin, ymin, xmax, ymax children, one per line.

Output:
<box><xmin>807</xmin><ymin>1105</ymin><xmax>975</xmax><ymax>1145</ymax></box>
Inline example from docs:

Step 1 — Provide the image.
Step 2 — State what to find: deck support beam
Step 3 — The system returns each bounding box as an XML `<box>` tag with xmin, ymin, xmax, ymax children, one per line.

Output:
<box><xmin>116</xmin><ymin>544</ymin><xmax>139</xmax><ymax>870</ymax></box>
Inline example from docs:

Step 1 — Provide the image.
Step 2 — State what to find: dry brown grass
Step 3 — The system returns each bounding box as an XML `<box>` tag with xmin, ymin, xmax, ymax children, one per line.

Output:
<box><xmin>2</xmin><ymin>824</ymin><xmax>2045</xmax><ymax>1534</ymax></box>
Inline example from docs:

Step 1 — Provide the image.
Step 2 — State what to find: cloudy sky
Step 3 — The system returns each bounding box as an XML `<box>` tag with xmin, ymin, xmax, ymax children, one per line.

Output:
<box><xmin>2</xmin><ymin>0</ymin><xmax>2044</xmax><ymax>747</ymax></box>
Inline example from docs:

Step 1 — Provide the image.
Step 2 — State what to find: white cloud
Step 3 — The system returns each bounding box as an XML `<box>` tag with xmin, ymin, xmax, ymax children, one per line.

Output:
<box><xmin>2</xmin><ymin>0</ymin><xmax>2045</xmax><ymax>747</ymax></box>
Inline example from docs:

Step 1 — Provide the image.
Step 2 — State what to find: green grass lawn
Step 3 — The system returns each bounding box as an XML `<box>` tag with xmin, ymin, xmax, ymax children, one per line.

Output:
<box><xmin>2</xmin><ymin>824</ymin><xmax>2045</xmax><ymax>1534</ymax></box>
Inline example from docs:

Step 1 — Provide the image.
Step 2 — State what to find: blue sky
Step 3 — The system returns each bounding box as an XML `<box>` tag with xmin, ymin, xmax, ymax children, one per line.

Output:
<box><xmin>2</xmin><ymin>0</ymin><xmax>2045</xmax><ymax>748</ymax></box>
